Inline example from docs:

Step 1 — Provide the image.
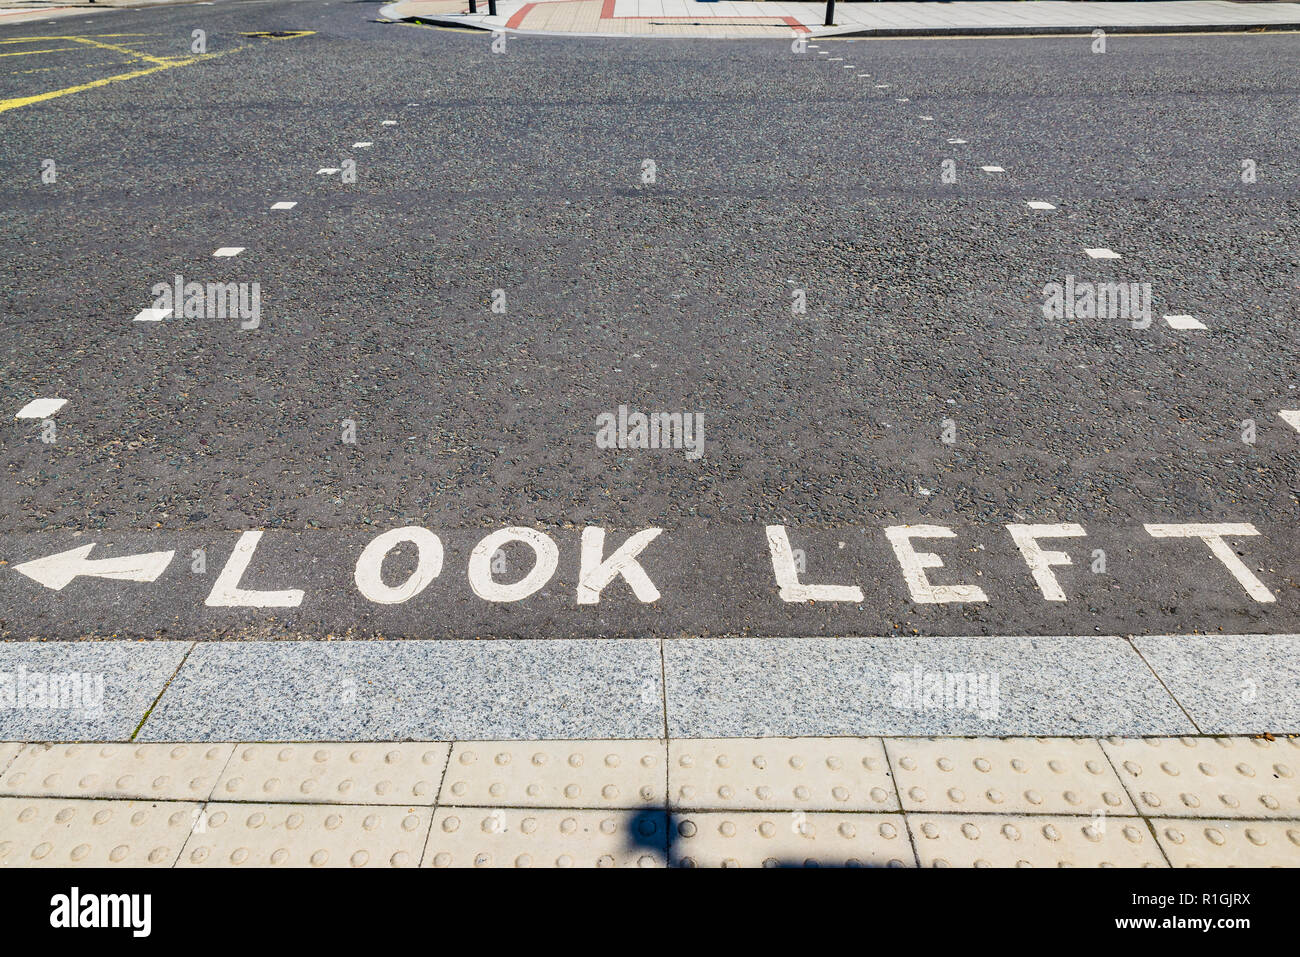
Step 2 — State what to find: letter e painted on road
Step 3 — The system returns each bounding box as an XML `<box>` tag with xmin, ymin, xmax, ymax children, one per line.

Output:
<box><xmin>884</xmin><ymin>525</ymin><xmax>988</xmax><ymax>604</ymax></box>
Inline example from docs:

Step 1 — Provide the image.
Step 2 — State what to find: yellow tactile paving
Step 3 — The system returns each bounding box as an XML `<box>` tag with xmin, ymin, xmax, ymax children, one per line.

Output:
<box><xmin>669</xmin><ymin>738</ymin><xmax>898</xmax><ymax>811</ymax></box>
<box><xmin>213</xmin><ymin>743</ymin><xmax>448</xmax><ymax>805</ymax></box>
<box><xmin>0</xmin><ymin>738</ymin><xmax>1296</xmax><ymax>867</ymax></box>
<box><xmin>0</xmin><ymin>797</ymin><xmax>199</xmax><ymax>867</ymax></box>
<box><xmin>443</xmin><ymin>740</ymin><xmax>664</xmax><ymax>808</ymax></box>
<box><xmin>908</xmin><ymin>814</ymin><xmax>1167</xmax><ymax>868</ymax></box>
<box><xmin>887</xmin><ymin>737</ymin><xmax>1135</xmax><ymax>815</ymax></box>
<box><xmin>1</xmin><ymin>743</ymin><xmax>233</xmax><ymax>801</ymax></box>
<box><xmin>1101</xmin><ymin>736</ymin><xmax>1300</xmax><ymax>818</ymax></box>
<box><xmin>178</xmin><ymin>803</ymin><xmax>430</xmax><ymax>868</ymax></box>
<box><xmin>1154</xmin><ymin>818</ymin><xmax>1300</xmax><ymax>867</ymax></box>
<box><xmin>672</xmin><ymin>812</ymin><xmax>913</xmax><ymax>867</ymax></box>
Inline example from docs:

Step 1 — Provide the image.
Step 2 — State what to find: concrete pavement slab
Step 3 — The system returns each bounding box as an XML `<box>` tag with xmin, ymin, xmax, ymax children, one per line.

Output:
<box><xmin>136</xmin><ymin>639</ymin><xmax>665</xmax><ymax>741</ymax></box>
<box><xmin>1132</xmin><ymin>634</ymin><xmax>1300</xmax><ymax>733</ymax></box>
<box><xmin>663</xmin><ymin>636</ymin><xmax>1196</xmax><ymax>737</ymax></box>
<box><xmin>0</xmin><ymin>640</ymin><xmax>190</xmax><ymax>741</ymax></box>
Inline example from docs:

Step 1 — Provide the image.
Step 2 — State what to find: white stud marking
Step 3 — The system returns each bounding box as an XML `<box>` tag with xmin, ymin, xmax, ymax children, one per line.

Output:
<box><xmin>1085</xmin><ymin>248</ymin><xmax>1122</xmax><ymax>259</ymax></box>
<box><xmin>270</xmin><ymin>201</ymin><xmax>297</xmax><ymax>210</ymax></box>
<box><xmin>1026</xmin><ymin>201</ymin><xmax>1056</xmax><ymax>210</ymax></box>
<box><xmin>15</xmin><ymin>398</ymin><xmax>66</xmax><ymax>419</ymax></box>
<box><xmin>133</xmin><ymin>307</ymin><xmax>172</xmax><ymax>322</ymax></box>
<box><xmin>213</xmin><ymin>247</ymin><xmax>244</xmax><ymax>257</ymax></box>
<box><xmin>1164</xmin><ymin>315</ymin><xmax>1206</xmax><ymax>330</ymax></box>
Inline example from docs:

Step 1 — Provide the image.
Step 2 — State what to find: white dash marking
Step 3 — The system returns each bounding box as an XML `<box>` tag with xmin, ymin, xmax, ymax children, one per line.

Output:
<box><xmin>874</xmin><ymin>84</ymin><xmax>890</xmax><ymax>89</ymax></box>
<box><xmin>1164</xmin><ymin>315</ymin><xmax>1206</xmax><ymax>330</ymax></box>
<box><xmin>317</xmin><ymin>168</ymin><xmax>340</xmax><ymax>175</ymax></box>
<box><xmin>856</xmin><ymin>73</ymin><xmax>870</xmax><ymax>77</ymax></box>
<box><xmin>133</xmin><ymin>307</ymin><xmax>172</xmax><ymax>322</ymax></box>
<box><xmin>15</xmin><ymin>398</ymin><xmax>66</xmax><ymax>419</ymax></box>
<box><xmin>1085</xmin><ymin>248</ymin><xmax>1122</xmax><ymax>259</ymax></box>
<box><xmin>981</xmin><ymin>166</ymin><xmax>1005</xmax><ymax>173</ymax></box>
<box><xmin>919</xmin><ymin>115</ymin><xmax>933</xmax><ymax>120</ymax></box>
<box><xmin>1280</xmin><ymin>411</ymin><xmax>1300</xmax><ymax>433</ymax></box>
<box><xmin>947</xmin><ymin>138</ymin><xmax>967</xmax><ymax>144</ymax></box>
<box><xmin>1026</xmin><ymin>201</ymin><xmax>1056</xmax><ymax>210</ymax></box>
<box><xmin>271</xmin><ymin>201</ymin><xmax>297</xmax><ymax>210</ymax></box>
<box><xmin>352</xmin><ymin>142</ymin><xmax>373</xmax><ymax>148</ymax></box>
<box><xmin>382</xmin><ymin>120</ymin><xmax>397</xmax><ymax>125</ymax></box>
<box><xmin>213</xmin><ymin>247</ymin><xmax>245</xmax><ymax>257</ymax></box>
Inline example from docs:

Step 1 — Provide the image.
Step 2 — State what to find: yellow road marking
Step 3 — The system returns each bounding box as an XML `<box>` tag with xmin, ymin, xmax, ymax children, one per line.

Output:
<box><xmin>0</xmin><ymin>46</ymin><xmax>78</xmax><ymax>57</ymax></box>
<box><xmin>66</xmin><ymin>36</ymin><xmax>178</xmax><ymax>66</ymax></box>
<box><xmin>0</xmin><ymin>34</ymin><xmax>158</xmax><ymax>43</ymax></box>
<box><xmin>0</xmin><ymin>30</ymin><xmax>313</xmax><ymax>115</ymax></box>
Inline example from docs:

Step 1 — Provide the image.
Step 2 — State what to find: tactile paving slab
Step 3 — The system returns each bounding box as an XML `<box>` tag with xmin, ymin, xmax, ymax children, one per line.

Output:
<box><xmin>668</xmin><ymin>738</ymin><xmax>897</xmax><ymax>811</ymax></box>
<box><xmin>0</xmin><ymin>743</ymin><xmax>23</xmax><ymax>773</ymax></box>
<box><xmin>1154</xmin><ymin>818</ymin><xmax>1300</xmax><ymax>867</ymax></box>
<box><xmin>671</xmin><ymin>812</ymin><xmax>914</xmax><ymax>867</ymax></box>
<box><xmin>424</xmin><ymin>808</ymin><xmax>667</xmax><ymax>867</ymax></box>
<box><xmin>442</xmin><ymin>741</ymin><xmax>665</xmax><ymax>808</ymax></box>
<box><xmin>213</xmin><ymin>743</ymin><xmax>449</xmax><ymax>805</ymax></box>
<box><xmin>888</xmin><ymin>737</ymin><xmax>1134</xmax><ymax>815</ymax></box>
<box><xmin>0</xmin><ymin>797</ymin><xmax>199</xmax><ymax>867</ymax></box>
<box><xmin>1</xmin><ymin>743</ymin><xmax>234</xmax><ymax>801</ymax></box>
<box><xmin>907</xmin><ymin>814</ymin><xmax>1167</xmax><ymax>867</ymax></box>
<box><xmin>1101</xmin><ymin>736</ymin><xmax>1300</xmax><ymax>818</ymax></box>
<box><xmin>178</xmin><ymin>803</ymin><xmax>430</xmax><ymax>867</ymax></box>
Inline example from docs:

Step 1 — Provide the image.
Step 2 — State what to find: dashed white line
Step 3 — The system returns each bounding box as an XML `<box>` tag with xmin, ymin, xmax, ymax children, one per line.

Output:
<box><xmin>382</xmin><ymin>120</ymin><xmax>397</xmax><ymax>126</ymax></box>
<box><xmin>919</xmin><ymin>115</ymin><xmax>933</xmax><ymax>120</ymax></box>
<box><xmin>316</xmin><ymin>168</ymin><xmax>340</xmax><ymax>175</ymax></box>
<box><xmin>352</xmin><ymin>142</ymin><xmax>373</xmax><ymax>149</ymax></box>
<box><xmin>947</xmin><ymin>138</ymin><xmax>967</xmax><ymax>144</ymax></box>
<box><xmin>1164</xmin><ymin>315</ymin><xmax>1206</xmax><ymax>330</ymax></box>
<box><xmin>981</xmin><ymin>166</ymin><xmax>1005</xmax><ymax>173</ymax></box>
<box><xmin>1084</xmin><ymin>248</ymin><xmax>1122</xmax><ymax>259</ymax></box>
<box><xmin>1026</xmin><ymin>201</ymin><xmax>1056</xmax><ymax>210</ymax></box>
<box><xmin>213</xmin><ymin>247</ymin><xmax>245</xmax><ymax>258</ymax></box>
<box><xmin>15</xmin><ymin>398</ymin><xmax>66</xmax><ymax>419</ymax></box>
<box><xmin>271</xmin><ymin>201</ymin><xmax>297</xmax><ymax>210</ymax></box>
<box><xmin>133</xmin><ymin>307</ymin><xmax>172</xmax><ymax>322</ymax></box>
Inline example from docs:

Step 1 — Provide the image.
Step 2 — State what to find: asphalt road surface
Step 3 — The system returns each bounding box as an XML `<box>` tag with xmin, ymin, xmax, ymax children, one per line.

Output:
<box><xmin>2</xmin><ymin>4</ymin><xmax>1299</xmax><ymax>639</ymax></box>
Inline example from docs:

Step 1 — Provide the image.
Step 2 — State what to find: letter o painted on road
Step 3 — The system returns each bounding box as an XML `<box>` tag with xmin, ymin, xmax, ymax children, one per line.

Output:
<box><xmin>355</xmin><ymin>527</ymin><xmax>444</xmax><ymax>604</ymax></box>
<box><xmin>467</xmin><ymin>527</ymin><xmax>559</xmax><ymax>602</ymax></box>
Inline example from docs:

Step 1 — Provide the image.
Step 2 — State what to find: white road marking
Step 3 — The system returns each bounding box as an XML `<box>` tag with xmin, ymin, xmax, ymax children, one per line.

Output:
<box><xmin>1085</xmin><ymin>248</ymin><xmax>1122</xmax><ymax>259</ymax></box>
<box><xmin>1026</xmin><ymin>201</ymin><xmax>1056</xmax><ymax>210</ymax></box>
<box><xmin>205</xmin><ymin>530</ymin><xmax>304</xmax><ymax>608</ymax></box>
<box><xmin>213</xmin><ymin>247</ymin><xmax>245</xmax><ymax>257</ymax></box>
<box><xmin>875</xmin><ymin>84</ymin><xmax>890</xmax><ymax>89</ymax></box>
<box><xmin>270</xmin><ymin>201</ymin><xmax>297</xmax><ymax>210</ymax></box>
<box><xmin>919</xmin><ymin>115</ymin><xmax>933</xmax><ymax>120</ymax></box>
<box><xmin>352</xmin><ymin>142</ymin><xmax>373</xmax><ymax>148</ymax></box>
<box><xmin>1144</xmin><ymin>523</ymin><xmax>1274</xmax><ymax>603</ymax></box>
<box><xmin>133</xmin><ymin>307</ymin><xmax>172</xmax><ymax>322</ymax></box>
<box><xmin>316</xmin><ymin>168</ymin><xmax>340</xmax><ymax>175</ymax></box>
<box><xmin>1279</xmin><ymin>410</ymin><xmax>1300</xmax><ymax>432</ymax></box>
<box><xmin>467</xmin><ymin>527</ymin><xmax>559</xmax><ymax>602</ymax></box>
<box><xmin>13</xmin><ymin>543</ymin><xmax>174</xmax><ymax>591</ymax></box>
<box><xmin>766</xmin><ymin>525</ymin><xmax>863</xmax><ymax>603</ymax></box>
<box><xmin>981</xmin><ymin>166</ymin><xmax>1005</xmax><ymax>173</ymax></box>
<box><xmin>354</xmin><ymin>526</ymin><xmax>444</xmax><ymax>604</ymax></box>
<box><xmin>884</xmin><ymin>525</ymin><xmax>988</xmax><ymax>604</ymax></box>
<box><xmin>577</xmin><ymin>527</ymin><xmax>662</xmax><ymax>605</ymax></box>
<box><xmin>1006</xmin><ymin>523</ymin><xmax>1086</xmax><ymax>602</ymax></box>
<box><xmin>896</xmin><ymin>98</ymin><xmax>910</xmax><ymax>103</ymax></box>
<box><xmin>382</xmin><ymin>120</ymin><xmax>397</xmax><ymax>125</ymax></box>
<box><xmin>15</xmin><ymin>397</ymin><xmax>66</xmax><ymax>419</ymax></box>
<box><xmin>1164</xmin><ymin>314</ymin><xmax>1206</xmax><ymax>330</ymax></box>
<box><xmin>856</xmin><ymin>74</ymin><xmax>870</xmax><ymax>77</ymax></box>
<box><xmin>947</xmin><ymin>138</ymin><xmax>967</xmax><ymax>144</ymax></box>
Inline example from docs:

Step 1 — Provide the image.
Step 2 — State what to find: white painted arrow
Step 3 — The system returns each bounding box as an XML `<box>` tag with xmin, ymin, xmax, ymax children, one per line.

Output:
<box><xmin>12</xmin><ymin>544</ymin><xmax>175</xmax><ymax>591</ymax></box>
